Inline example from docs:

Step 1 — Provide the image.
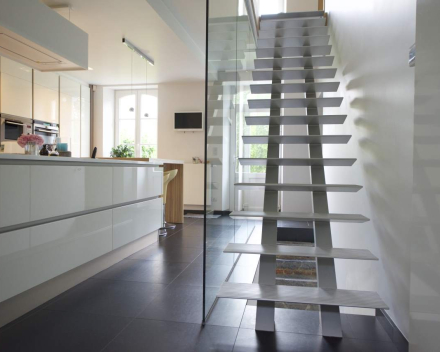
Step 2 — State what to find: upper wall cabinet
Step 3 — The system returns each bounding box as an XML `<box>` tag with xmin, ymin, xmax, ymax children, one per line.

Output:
<box><xmin>80</xmin><ymin>85</ymin><xmax>91</xmax><ymax>157</ymax></box>
<box><xmin>34</xmin><ymin>71</ymin><xmax>59</xmax><ymax>124</ymax></box>
<box><xmin>60</xmin><ymin>76</ymin><xmax>81</xmax><ymax>157</ymax></box>
<box><xmin>0</xmin><ymin>57</ymin><xmax>32</xmax><ymax>118</ymax></box>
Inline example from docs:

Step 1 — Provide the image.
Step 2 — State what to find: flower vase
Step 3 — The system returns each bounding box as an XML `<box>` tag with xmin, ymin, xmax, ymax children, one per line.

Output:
<box><xmin>24</xmin><ymin>142</ymin><xmax>39</xmax><ymax>156</ymax></box>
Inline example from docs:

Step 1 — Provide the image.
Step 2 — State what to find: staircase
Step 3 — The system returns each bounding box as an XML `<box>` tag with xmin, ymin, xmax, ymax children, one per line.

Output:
<box><xmin>215</xmin><ymin>11</ymin><xmax>388</xmax><ymax>338</ymax></box>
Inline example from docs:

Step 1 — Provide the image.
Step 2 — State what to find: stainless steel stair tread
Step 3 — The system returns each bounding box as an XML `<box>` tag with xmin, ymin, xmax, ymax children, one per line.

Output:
<box><xmin>250</xmin><ymin>82</ymin><xmax>340</xmax><ymax>94</ymax></box>
<box><xmin>253</xmin><ymin>68</ymin><xmax>337</xmax><ymax>80</ymax></box>
<box><xmin>242</xmin><ymin>135</ymin><xmax>351</xmax><ymax>144</ymax></box>
<box><xmin>259</xmin><ymin>27</ymin><xmax>328</xmax><ymax>39</ymax></box>
<box><xmin>256</xmin><ymin>45</ymin><xmax>332</xmax><ymax>58</ymax></box>
<box><xmin>229</xmin><ymin>211</ymin><xmax>369</xmax><ymax>223</ymax></box>
<box><xmin>234</xmin><ymin>183</ymin><xmax>362</xmax><ymax>192</ymax></box>
<box><xmin>260</xmin><ymin>18</ymin><xmax>326</xmax><ymax>30</ymax></box>
<box><xmin>254</xmin><ymin>57</ymin><xmax>334</xmax><ymax>69</ymax></box>
<box><xmin>217</xmin><ymin>282</ymin><xmax>388</xmax><ymax>309</ymax></box>
<box><xmin>245</xmin><ymin>115</ymin><xmax>347</xmax><ymax>125</ymax></box>
<box><xmin>261</xmin><ymin>11</ymin><xmax>325</xmax><ymax>21</ymax></box>
<box><xmin>224</xmin><ymin>243</ymin><xmax>378</xmax><ymax>260</ymax></box>
<box><xmin>248</xmin><ymin>98</ymin><xmax>343</xmax><ymax>109</ymax></box>
<box><xmin>238</xmin><ymin>158</ymin><xmax>356</xmax><ymax>166</ymax></box>
<box><xmin>257</xmin><ymin>35</ymin><xmax>330</xmax><ymax>48</ymax></box>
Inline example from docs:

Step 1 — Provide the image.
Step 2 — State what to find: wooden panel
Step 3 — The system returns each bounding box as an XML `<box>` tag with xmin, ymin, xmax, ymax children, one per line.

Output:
<box><xmin>318</xmin><ymin>0</ymin><xmax>325</xmax><ymax>11</ymax></box>
<box><xmin>164</xmin><ymin>163</ymin><xmax>184</xmax><ymax>224</ymax></box>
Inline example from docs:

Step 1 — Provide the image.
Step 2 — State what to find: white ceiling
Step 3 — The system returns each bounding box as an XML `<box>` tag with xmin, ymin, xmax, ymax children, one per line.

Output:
<box><xmin>41</xmin><ymin>0</ymin><xmax>205</xmax><ymax>86</ymax></box>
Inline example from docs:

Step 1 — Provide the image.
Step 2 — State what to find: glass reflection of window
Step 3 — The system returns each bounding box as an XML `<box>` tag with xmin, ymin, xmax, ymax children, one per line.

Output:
<box><xmin>115</xmin><ymin>89</ymin><xmax>158</xmax><ymax>158</ymax></box>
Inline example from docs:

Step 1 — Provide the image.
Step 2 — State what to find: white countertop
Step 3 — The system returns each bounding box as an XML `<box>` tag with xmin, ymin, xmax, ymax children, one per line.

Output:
<box><xmin>0</xmin><ymin>154</ymin><xmax>163</xmax><ymax>166</ymax></box>
<box><xmin>148</xmin><ymin>158</ymin><xmax>184</xmax><ymax>165</ymax></box>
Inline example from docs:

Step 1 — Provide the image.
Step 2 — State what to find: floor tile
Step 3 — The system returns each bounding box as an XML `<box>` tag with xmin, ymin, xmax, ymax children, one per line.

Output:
<box><xmin>161</xmin><ymin>234</ymin><xmax>204</xmax><ymax>249</ymax></box>
<box><xmin>130</xmin><ymin>245</ymin><xmax>202</xmax><ymax>263</ymax></box>
<box><xmin>93</xmin><ymin>259</ymin><xmax>189</xmax><ymax>284</ymax></box>
<box><xmin>171</xmin><ymin>262</ymin><xmax>232</xmax><ymax>287</ymax></box>
<box><xmin>206</xmin><ymin>298</ymin><xmax>247</xmax><ymax>328</ymax></box>
<box><xmin>341</xmin><ymin>314</ymin><xmax>392</xmax><ymax>342</ymax></box>
<box><xmin>240</xmin><ymin>306</ymin><xmax>322</xmax><ymax>335</ymax></box>
<box><xmin>0</xmin><ymin>310</ymin><xmax>130</xmax><ymax>352</ymax></box>
<box><xmin>44</xmin><ymin>278</ymin><xmax>166</xmax><ymax>318</ymax></box>
<box><xmin>139</xmin><ymin>284</ymin><xmax>217</xmax><ymax>324</ymax></box>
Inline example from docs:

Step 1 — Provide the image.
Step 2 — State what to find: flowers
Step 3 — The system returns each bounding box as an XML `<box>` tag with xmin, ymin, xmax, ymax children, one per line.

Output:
<box><xmin>17</xmin><ymin>134</ymin><xmax>44</xmax><ymax>148</ymax></box>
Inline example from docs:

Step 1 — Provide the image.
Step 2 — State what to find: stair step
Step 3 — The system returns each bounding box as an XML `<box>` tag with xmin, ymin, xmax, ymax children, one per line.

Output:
<box><xmin>209</xmin><ymin>30</ymin><xmax>251</xmax><ymax>41</ymax></box>
<box><xmin>209</xmin><ymin>50</ymin><xmax>246</xmax><ymax>61</ymax></box>
<box><xmin>260</xmin><ymin>18</ymin><xmax>326</xmax><ymax>30</ymax></box>
<box><xmin>245</xmin><ymin>115</ymin><xmax>347</xmax><ymax>126</ymax></box>
<box><xmin>250</xmin><ymin>82</ymin><xmax>339</xmax><ymax>94</ymax></box>
<box><xmin>254</xmin><ymin>57</ymin><xmax>334</xmax><ymax>69</ymax></box>
<box><xmin>261</xmin><ymin>11</ymin><xmax>325</xmax><ymax>21</ymax></box>
<box><xmin>259</xmin><ymin>27</ymin><xmax>328</xmax><ymax>39</ymax></box>
<box><xmin>248</xmin><ymin>97</ymin><xmax>343</xmax><ymax>109</ymax></box>
<box><xmin>224</xmin><ymin>244</ymin><xmax>378</xmax><ymax>260</ymax></box>
<box><xmin>257</xmin><ymin>45</ymin><xmax>332</xmax><ymax>58</ymax></box>
<box><xmin>230</xmin><ymin>211</ymin><xmax>369</xmax><ymax>223</ymax></box>
<box><xmin>238</xmin><ymin>158</ymin><xmax>356</xmax><ymax>166</ymax></box>
<box><xmin>209</xmin><ymin>61</ymin><xmax>244</xmax><ymax>71</ymax></box>
<box><xmin>217</xmin><ymin>282</ymin><xmax>389</xmax><ymax>309</ymax></box>
<box><xmin>208</xmin><ymin>85</ymin><xmax>237</xmax><ymax>95</ymax></box>
<box><xmin>234</xmin><ymin>183</ymin><xmax>362</xmax><ymax>192</ymax></box>
<box><xmin>209</xmin><ymin>39</ymin><xmax>249</xmax><ymax>51</ymax></box>
<box><xmin>253</xmin><ymin>68</ymin><xmax>337</xmax><ymax>81</ymax></box>
<box><xmin>258</xmin><ymin>35</ymin><xmax>330</xmax><ymax>48</ymax></box>
<box><xmin>242</xmin><ymin>134</ymin><xmax>350</xmax><ymax>144</ymax></box>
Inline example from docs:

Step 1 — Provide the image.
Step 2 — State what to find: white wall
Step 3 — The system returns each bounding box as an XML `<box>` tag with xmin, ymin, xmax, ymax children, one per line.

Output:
<box><xmin>410</xmin><ymin>1</ymin><xmax>440</xmax><ymax>351</ymax></box>
<box><xmin>157</xmin><ymin>82</ymin><xmax>205</xmax><ymax>163</ymax></box>
<box><xmin>285</xmin><ymin>0</ymin><xmax>318</xmax><ymax>12</ymax></box>
<box><xmin>323</xmin><ymin>0</ymin><xmax>416</xmax><ymax>339</ymax></box>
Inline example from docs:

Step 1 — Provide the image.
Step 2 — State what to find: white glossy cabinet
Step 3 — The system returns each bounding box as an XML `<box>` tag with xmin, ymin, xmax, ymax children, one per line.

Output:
<box><xmin>30</xmin><ymin>165</ymin><xmax>113</xmax><ymax>221</ymax></box>
<box><xmin>80</xmin><ymin>85</ymin><xmax>91</xmax><ymax>157</ymax></box>
<box><xmin>113</xmin><ymin>166</ymin><xmax>163</xmax><ymax>204</ymax></box>
<box><xmin>0</xmin><ymin>57</ymin><xmax>32</xmax><ymax>118</ymax></box>
<box><xmin>0</xmin><ymin>211</ymin><xmax>113</xmax><ymax>302</ymax></box>
<box><xmin>112</xmin><ymin>198</ymin><xmax>162</xmax><ymax>249</ymax></box>
<box><xmin>0</xmin><ymin>165</ymin><xmax>31</xmax><ymax>228</ymax></box>
<box><xmin>60</xmin><ymin>76</ymin><xmax>81</xmax><ymax>157</ymax></box>
<box><xmin>34</xmin><ymin>71</ymin><xmax>59</xmax><ymax>123</ymax></box>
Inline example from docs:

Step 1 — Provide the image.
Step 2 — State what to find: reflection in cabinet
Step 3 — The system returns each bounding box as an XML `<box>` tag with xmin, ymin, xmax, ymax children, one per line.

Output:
<box><xmin>81</xmin><ymin>85</ymin><xmax>91</xmax><ymax>157</ymax></box>
<box><xmin>112</xmin><ymin>198</ymin><xmax>162</xmax><ymax>249</ymax></box>
<box><xmin>0</xmin><ymin>211</ymin><xmax>113</xmax><ymax>302</ymax></box>
<box><xmin>30</xmin><ymin>165</ymin><xmax>113</xmax><ymax>221</ymax></box>
<box><xmin>34</xmin><ymin>71</ymin><xmax>59</xmax><ymax>123</ymax></box>
<box><xmin>60</xmin><ymin>76</ymin><xmax>81</xmax><ymax>157</ymax></box>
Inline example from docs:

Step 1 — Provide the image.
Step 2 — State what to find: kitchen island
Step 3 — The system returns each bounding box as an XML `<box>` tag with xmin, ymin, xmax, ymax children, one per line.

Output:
<box><xmin>0</xmin><ymin>154</ymin><xmax>164</xmax><ymax>327</ymax></box>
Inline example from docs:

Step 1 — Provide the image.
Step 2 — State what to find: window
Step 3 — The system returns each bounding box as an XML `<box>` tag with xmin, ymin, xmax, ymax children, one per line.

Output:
<box><xmin>115</xmin><ymin>89</ymin><xmax>158</xmax><ymax>158</ymax></box>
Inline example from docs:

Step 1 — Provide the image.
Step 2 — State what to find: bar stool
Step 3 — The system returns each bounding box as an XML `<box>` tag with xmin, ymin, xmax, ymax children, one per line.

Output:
<box><xmin>159</xmin><ymin>169</ymin><xmax>178</xmax><ymax>236</ymax></box>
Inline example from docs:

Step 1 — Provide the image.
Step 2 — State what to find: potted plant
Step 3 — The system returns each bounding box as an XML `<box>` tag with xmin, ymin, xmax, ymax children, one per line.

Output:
<box><xmin>110</xmin><ymin>144</ymin><xmax>135</xmax><ymax>158</ymax></box>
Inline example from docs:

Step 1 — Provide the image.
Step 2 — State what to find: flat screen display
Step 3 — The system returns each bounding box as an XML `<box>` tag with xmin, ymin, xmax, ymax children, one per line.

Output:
<box><xmin>174</xmin><ymin>112</ymin><xmax>203</xmax><ymax>130</ymax></box>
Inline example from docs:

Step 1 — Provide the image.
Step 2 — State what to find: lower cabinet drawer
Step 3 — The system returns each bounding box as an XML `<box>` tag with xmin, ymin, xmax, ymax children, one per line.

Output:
<box><xmin>0</xmin><ymin>210</ymin><xmax>113</xmax><ymax>303</ymax></box>
<box><xmin>112</xmin><ymin>198</ymin><xmax>162</xmax><ymax>250</ymax></box>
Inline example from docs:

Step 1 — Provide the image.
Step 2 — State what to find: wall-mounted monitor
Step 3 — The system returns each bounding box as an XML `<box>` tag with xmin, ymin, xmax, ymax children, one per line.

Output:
<box><xmin>174</xmin><ymin>112</ymin><xmax>203</xmax><ymax>131</ymax></box>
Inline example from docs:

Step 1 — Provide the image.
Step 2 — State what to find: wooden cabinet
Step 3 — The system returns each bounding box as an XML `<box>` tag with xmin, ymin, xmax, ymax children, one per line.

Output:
<box><xmin>0</xmin><ymin>57</ymin><xmax>32</xmax><ymax>118</ymax></box>
<box><xmin>80</xmin><ymin>85</ymin><xmax>91</xmax><ymax>157</ymax></box>
<box><xmin>60</xmin><ymin>76</ymin><xmax>81</xmax><ymax>157</ymax></box>
<box><xmin>33</xmin><ymin>70</ymin><xmax>59</xmax><ymax>123</ymax></box>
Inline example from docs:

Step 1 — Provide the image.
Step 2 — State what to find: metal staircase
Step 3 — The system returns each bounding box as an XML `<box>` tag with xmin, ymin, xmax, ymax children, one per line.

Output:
<box><xmin>216</xmin><ymin>11</ymin><xmax>388</xmax><ymax>338</ymax></box>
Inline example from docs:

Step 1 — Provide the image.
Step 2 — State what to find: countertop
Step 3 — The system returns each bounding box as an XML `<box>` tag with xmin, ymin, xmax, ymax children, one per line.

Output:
<box><xmin>0</xmin><ymin>154</ymin><xmax>163</xmax><ymax>166</ymax></box>
<box><xmin>98</xmin><ymin>157</ymin><xmax>184</xmax><ymax>165</ymax></box>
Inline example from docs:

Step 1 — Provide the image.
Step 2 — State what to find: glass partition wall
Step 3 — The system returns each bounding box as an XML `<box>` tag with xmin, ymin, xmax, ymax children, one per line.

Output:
<box><xmin>203</xmin><ymin>0</ymin><xmax>260</xmax><ymax>321</ymax></box>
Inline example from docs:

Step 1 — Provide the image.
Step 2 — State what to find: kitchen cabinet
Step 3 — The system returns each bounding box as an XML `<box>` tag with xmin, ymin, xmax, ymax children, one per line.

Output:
<box><xmin>33</xmin><ymin>70</ymin><xmax>59</xmax><ymax>123</ymax></box>
<box><xmin>0</xmin><ymin>57</ymin><xmax>32</xmax><ymax>118</ymax></box>
<box><xmin>80</xmin><ymin>85</ymin><xmax>91</xmax><ymax>157</ymax></box>
<box><xmin>60</xmin><ymin>76</ymin><xmax>81</xmax><ymax>157</ymax></box>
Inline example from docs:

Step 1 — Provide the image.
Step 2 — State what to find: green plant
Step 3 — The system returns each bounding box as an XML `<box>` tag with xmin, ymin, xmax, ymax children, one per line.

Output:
<box><xmin>141</xmin><ymin>146</ymin><xmax>156</xmax><ymax>158</ymax></box>
<box><xmin>110</xmin><ymin>144</ymin><xmax>135</xmax><ymax>158</ymax></box>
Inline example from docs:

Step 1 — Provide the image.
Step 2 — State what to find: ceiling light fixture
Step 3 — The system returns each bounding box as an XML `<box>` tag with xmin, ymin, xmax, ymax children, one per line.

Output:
<box><xmin>122</xmin><ymin>38</ymin><xmax>154</xmax><ymax>66</ymax></box>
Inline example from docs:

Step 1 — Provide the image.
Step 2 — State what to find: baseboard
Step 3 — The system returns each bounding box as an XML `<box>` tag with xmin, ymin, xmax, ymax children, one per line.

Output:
<box><xmin>184</xmin><ymin>209</ymin><xmax>204</xmax><ymax>214</ymax></box>
<box><xmin>0</xmin><ymin>230</ymin><xmax>158</xmax><ymax>329</ymax></box>
<box><xmin>376</xmin><ymin>309</ymin><xmax>409</xmax><ymax>351</ymax></box>
<box><xmin>213</xmin><ymin>210</ymin><xmax>231</xmax><ymax>216</ymax></box>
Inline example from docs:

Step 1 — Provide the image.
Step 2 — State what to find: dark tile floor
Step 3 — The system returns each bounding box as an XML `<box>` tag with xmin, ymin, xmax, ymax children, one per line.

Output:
<box><xmin>0</xmin><ymin>216</ymin><xmax>407</xmax><ymax>352</ymax></box>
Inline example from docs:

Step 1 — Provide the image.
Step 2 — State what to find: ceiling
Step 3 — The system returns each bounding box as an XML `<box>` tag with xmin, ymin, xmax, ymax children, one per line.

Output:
<box><xmin>41</xmin><ymin>0</ymin><xmax>205</xmax><ymax>86</ymax></box>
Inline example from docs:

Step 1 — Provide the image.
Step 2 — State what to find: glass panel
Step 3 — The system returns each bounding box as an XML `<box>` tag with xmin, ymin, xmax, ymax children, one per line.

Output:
<box><xmin>204</xmin><ymin>0</ymin><xmax>257</xmax><ymax>321</ymax></box>
<box><xmin>119</xmin><ymin>120</ymin><xmax>135</xmax><ymax>145</ymax></box>
<box><xmin>118</xmin><ymin>94</ymin><xmax>136</xmax><ymax>119</ymax></box>
<box><xmin>140</xmin><ymin>119</ymin><xmax>157</xmax><ymax>145</ymax></box>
